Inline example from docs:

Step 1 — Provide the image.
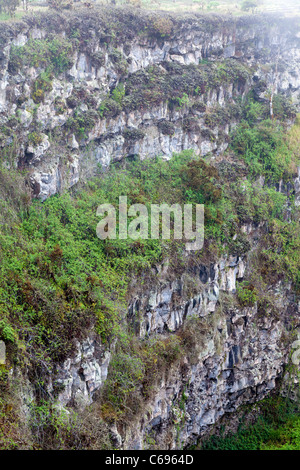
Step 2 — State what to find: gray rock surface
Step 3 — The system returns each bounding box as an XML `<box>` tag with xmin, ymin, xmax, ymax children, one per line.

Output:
<box><xmin>0</xmin><ymin>14</ymin><xmax>299</xmax><ymax>199</ymax></box>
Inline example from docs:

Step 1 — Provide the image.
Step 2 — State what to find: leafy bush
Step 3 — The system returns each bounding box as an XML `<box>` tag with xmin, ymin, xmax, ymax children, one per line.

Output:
<box><xmin>241</xmin><ymin>0</ymin><xmax>258</xmax><ymax>12</ymax></box>
<box><xmin>100</xmin><ymin>333</ymin><xmax>183</xmax><ymax>423</ymax></box>
<box><xmin>148</xmin><ymin>16</ymin><xmax>174</xmax><ymax>38</ymax></box>
<box><xmin>65</xmin><ymin>110</ymin><xmax>98</xmax><ymax>139</ymax></box>
<box><xmin>158</xmin><ymin>120</ymin><xmax>175</xmax><ymax>136</ymax></box>
<box><xmin>231</xmin><ymin>119</ymin><xmax>291</xmax><ymax>181</ymax></box>
<box><xmin>111</xmin><ymin>83</ymin><xmax>125</xmax><ymax>105</ymax></box>
<box><xmin>31</xmin><ymin>71</ymin><xmax>53</xmax><ymax>104</ymax></box>
<box><xmin>0</xmin><ymin>320</ymin><xmax>16</xmax><ymax>343</ymax></box>
<box><xmin>47</xmin><ymin>0</ymin><xmax>73</xmax><ymax>11</ymax></box>
<box><xmin>99</xmin><ymin>98</ymin><xmax>122</xmax><ymax>119</ymax></box>
<box><xmin>182</xmin><ymin>159</ymin><xmax>222</xmax><ymax>204</ymax></box>
<box><xmin>231</xmin><ymin>93</ymin><xmax>298</xmax><ymax>182</ymax></box>
<box><xmin>236</xmin><ymin>282</ymin><xmax>258</xmax><ymax>307</ymax></box>
<box><xmin>201</xmin><ymin>397</ymin><xmax>300</xmax><ymax>450</ymax></box>
<box><xmin>108</xmin><ymin>49</ymin><xmax>128</xmax><ymax>75</ymax></box>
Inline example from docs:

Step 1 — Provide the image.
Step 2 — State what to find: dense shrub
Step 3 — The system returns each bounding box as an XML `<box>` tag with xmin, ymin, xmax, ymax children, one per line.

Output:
<box><xmin>201</xmin><ymin>397</ymin><xmax>300</xmax><ymax>450</ymax></box>
<box><xmin>158</xmin><ymin>120</ymin><xmax>175</xmax><ymax>136</ymax></box>
<box><xmin>236</xmin><ymin>282</ymin><xmax>258</xmax><ymax>306</ymax></box>
<box><xmin>123</xmin><ymin>127</ymin><xmax>145</xmax><ymax>142</ymax></box>
<box><xmin>65</xmin><ymin>109</ymin><xmax>98</xmax><ymax>139</ymax></box>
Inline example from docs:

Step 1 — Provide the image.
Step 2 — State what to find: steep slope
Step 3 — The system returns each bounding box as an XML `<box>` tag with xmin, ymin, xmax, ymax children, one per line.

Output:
<box><xmin>0</xmin><ymin>7</ymin><xmax>299</xmax><ymax>450</ymax></box>
<box><xmin>0</xmin><ymin>8</ymin><xmax>299</xmax><ymax>198</ymax></box>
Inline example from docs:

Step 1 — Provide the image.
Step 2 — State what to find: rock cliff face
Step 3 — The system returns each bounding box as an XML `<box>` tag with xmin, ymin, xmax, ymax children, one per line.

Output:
<box><xmin>1</xmin><ymin>8</ymin><xmax>300</xmax><ymax>450</ymax></box>
<box><xmin>123</xmin><ymin>260</ymin><xmax>298</xmax><ymax>449</ymax></box>
<box><xmin>0</xmin><ymin>9</ymin><xmax>299</xmax><ymax>200</ymax></box>
<box><xmin>53</xmin><ymin>246</ymin><xmax>298</xmax><ymax>449</ymax></box>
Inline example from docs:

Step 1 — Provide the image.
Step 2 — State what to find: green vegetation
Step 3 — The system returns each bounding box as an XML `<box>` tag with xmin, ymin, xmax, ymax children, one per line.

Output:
<box><xmin>0</xmin><ymin>4</ymin><xmax>299</xmax><ymax>450</ymax></box>
<box><xmin>108</xmin><ymin>48</ymin><xmax>128</xmax><ymax>75</ymax></box>
<box><xmin>241</xmin><ymin>0</ymin><xmax>258</xmax><ymax>13</ymax></box>
<box><xmin>231</xmin><ymin>119</ymin><xmax>295</xmax><ymax>181</ymax></box>
<box><xmin>200</xmin><ymin>396</ymin><xmax>300</xmax><ymax>450</ymax></box>
<box><xmin>31</xmin><ymin>71</ymin><xmax>53</xmax><ymax>104</ymax></box>
<box><xmin>122</xmin><ymin>127</ymin><xmax>145</xmax><ymax>142</ymax></box>
<box><xmin>100</xmin><ymin>333</ymin><xmax>183</xmax><ymax>423</ymax></box>
<box><xmin>236</xmin><ymin>281</ymin><xmax>258</xmax><ymax>307</ymax></box>
<box><xmin>0</xmin><ymin>126</ymin><xmax>298</xmax><ymax>436</ymax></box>
<box><xmin>231</xmin><ymin>93</ymin><xmax>297</xmax><ymax>181</ymax></box>
<box><xmin>65</xmin><ymin>109</ymin><xmax>98</xmax><ymax>139</ymax></box>
<box><xmin>93</xmin><ymin>59</ymin><xmax>249</xmax><ymax>142</ymax></box>
<box><xmin>121</xmin><ymin>60</ymin><xmax>249</xmax><ymax>113</ymax></box>
<box><xmin>0</xmin><ymin>132</ymin><xmax>298</xmax><ymax>443</ymax></box>
<box><xmin>0</xmin><ymin>95</ymin><xmax>299</xmax><ymax>379</ymax></box>
<box><xmin>47</xmin><ymin>0</ymin><xmax>73</xmax><ymax>10</ymax></box>
<box><xmin>9</xmin><ymin>36</ymin><xmax>74</xmax><ymax>76</ymax></box>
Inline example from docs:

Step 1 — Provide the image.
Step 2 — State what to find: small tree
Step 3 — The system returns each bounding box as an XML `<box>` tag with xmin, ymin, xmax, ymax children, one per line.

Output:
<box><xmin>0</xmin><ymin>0</ymin><xmax>20</xmax><ymax>16</ymax></box>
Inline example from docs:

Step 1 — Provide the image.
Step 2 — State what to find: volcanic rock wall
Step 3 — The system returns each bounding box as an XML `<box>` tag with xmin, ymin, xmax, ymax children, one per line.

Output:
<box><xmin>1</xmin><ymin>8</ymin><xmax>300</xmax><ymax>450</ymax></box>
<box><xmin>0</xmin><ymin>8</ymin><xmax>299</xmax><ymax>200</ymax></box>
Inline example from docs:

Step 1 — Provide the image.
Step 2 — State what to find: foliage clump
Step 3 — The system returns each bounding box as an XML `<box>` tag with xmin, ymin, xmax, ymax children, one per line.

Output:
<box><xmin>158</xmin><ymin>120</ymin><xmax>175</xmax><ymax>136</ymax></box>
<box><xmin>28</xmin><ymin>132</ymin><xmax>43</xmax><ymax>147</ymax></box>
<box><xmin>65</xmin><ymin>109</ymin><xmax>98</xmax><ymax>139</ymax></box>
<box><xmin>122</xmin><ymin>127</ymin><xmax>145</xmax><ymax>142</ymax></box>
<box><xmin>201</xmin><ymin>397</ymin><xmax>300</xmax><ymax>450</ymax></box>
<box><xmin>236</xmin><ymin>282</ymin><xmax>258</xmax><ymax>307</ymax></box>
<box><xmin>9</xmin><ymin>36</ymin><xmax>74</xmax><ymax>76</ymax></box>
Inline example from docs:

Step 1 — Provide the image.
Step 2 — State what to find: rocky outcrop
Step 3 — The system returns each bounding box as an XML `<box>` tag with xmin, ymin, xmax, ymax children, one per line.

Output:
<box><xmin>128</xmin><ymin>255</ymin><xmax>246</xmax><ymax>337</ymax></box>
<box><xmin>49</xmin><ymin>246</ymin><xmax>298</xmax><ymax>449</ymax></box>
<box><xmin>0</xmin><ymin>8</ymin><xmax>299</xmax><ymax>199</ymax></box>
<box><xmin>53</xmin><ymin>336</ymin><xmax>111</xmax><ymax>409</ymax></box>
<box><xmin>125</xmin><ymin>283</ymin><xmax>298</xmax><ymax>449</ymax></box>
<box><xmin>53</xmin><ymin>255</ymin><xmax>245</xmax><ymax>409</ymax></box>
